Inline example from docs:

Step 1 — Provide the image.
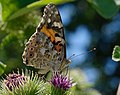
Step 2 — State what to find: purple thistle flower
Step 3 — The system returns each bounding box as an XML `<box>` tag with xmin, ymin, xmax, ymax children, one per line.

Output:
<box><xmin>4</xmin><ymin>73</ymin><xmax>27</xmax><ymax>91</ymax></box>
<box><xmin>51</xmin><ymin>73</ymin><xmax>76</xmax><ymax>90</ymax></box>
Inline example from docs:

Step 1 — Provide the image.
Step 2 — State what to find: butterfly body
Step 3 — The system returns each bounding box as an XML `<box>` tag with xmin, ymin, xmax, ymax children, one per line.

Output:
<box><xmin>22</xmin><ymin>3</ymin><xmax>70</xmax><ymax>74</ymax></box>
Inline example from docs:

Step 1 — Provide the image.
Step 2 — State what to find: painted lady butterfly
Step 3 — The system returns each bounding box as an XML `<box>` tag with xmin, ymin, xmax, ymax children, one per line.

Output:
<box><xmin>22</xmin><ymin>3</ymin><xmax>71</xmax><ymax>74</ymax></box>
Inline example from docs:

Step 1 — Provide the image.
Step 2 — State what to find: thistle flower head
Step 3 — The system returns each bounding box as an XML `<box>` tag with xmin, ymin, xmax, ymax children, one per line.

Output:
<box><xmin>51</xmin><ymin>73</ymin><xmax>76</xmax><ymax>90</ymax></box>
<box><xmin>4</xmin><ymin>73</ymin><xmax>27</xmax><ymax>91</ymax></box>
<box><xmin>0</xmin><ymin>70</ymin><xmax>50</xmax><ymax>95</ymax></box>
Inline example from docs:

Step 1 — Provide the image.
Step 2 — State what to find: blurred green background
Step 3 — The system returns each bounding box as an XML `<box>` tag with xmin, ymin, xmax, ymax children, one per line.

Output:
<box><xmin>0</xmin><ymin>0</ymin><xmax>120</xmax><ymax>95</ymax></box>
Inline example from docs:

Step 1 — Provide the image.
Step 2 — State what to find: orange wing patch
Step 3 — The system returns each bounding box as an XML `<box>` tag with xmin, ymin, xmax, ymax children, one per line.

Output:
<box><xmin>41</xmin><ymin>25</ymin><xmax>55</xmax><ymax>42</ymax></box>
<box><xmin>41</xmin><ymin>25</ymin><xmax>64</xmax><ymax>53</ymax></box>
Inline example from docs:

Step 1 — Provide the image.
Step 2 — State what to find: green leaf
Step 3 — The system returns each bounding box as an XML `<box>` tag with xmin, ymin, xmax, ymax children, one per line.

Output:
<box><xmin>0</xmin><ymin>61</ymin><xmax>6</xmax><ymax>75</ymax></box>
<box><xmin>0</xmin><ymin>33</ymin><xmax>18</xmax><ymax>49</ymax></box>
<box><xmin>0</xmin><ymin>3</ymin><xmax>2</xmax><ymax>21</ymax></box>
<box><xmin>112</xmin><ymin>45</ymin><xmax>120</xmax><ymax>62</ymax></box>
<box><xmin>87</xmin><ymin>0</ymin><xmax>119</xmax><ymax>18</ymax></box>
<box><xmin>0</xmin><ymin>0</ymin><xmax>18</xmax><ymax>21</ymax></box>
<box><xmin>0</xmin><ymin>0</ymin><xmax>38</xmax><ymax>21</ymax></box>
<box><xmin>8</xmin><ymin>0</ymin><xmax>74</xmax><ymax>21</ymax></box>
<box><xmin>1</xmin><ymin>0</ymin><xmax>74</xmax><ymax>21</ymax></box>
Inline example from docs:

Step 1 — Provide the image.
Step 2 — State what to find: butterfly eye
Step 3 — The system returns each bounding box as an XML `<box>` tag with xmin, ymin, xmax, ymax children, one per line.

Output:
<box><xmin>34</xmin><ymin>43</ymin><xmax>39</xmax><ymax>47</ymax></box>
<box><xmin>29</xmin><ymin>52</ymin><xmax>34</xmax><ymax>58</ymax></box>
<box><xmin>30</xmin><ymin>47</ymin><xmax>34</xmax><ymax>51</ymax></box>
<box><xmin>58</xmin><ymin>57</ymin><xmax>61</xmax><ymax>61</ymax></box>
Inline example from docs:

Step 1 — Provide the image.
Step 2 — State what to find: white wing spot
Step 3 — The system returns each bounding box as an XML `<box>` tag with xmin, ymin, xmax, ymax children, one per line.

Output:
<box><xmin>55</xmin><ymin>11</ymin><xmax>59</xmax><ymax>14</ymax></box>
<box><xmin>40</xmin><ymin>47</ymin><xmax>46</xmax><ymax>55</ymax></box>
<box><xmin>48</xmin><ymin>18</ymin><xmax>51</xmax><ymax>23</ymax></box>
<box><xmin>55</xmin><ymin>37</ymin><xmax>65</xmax><ymax>44</ymax></box>
<box><xmin>41</xmin><ymin>18</ymin><xmax>45</xmax><ymax>23</ymax></box>
<box><xmin>53</xmin><ymin>22</ymin><xmax>63</xmax><ymax>28</ymax></box>
<box><xmin>49</xmin><ymin>42</ymin><xmax>53</xmax><ymax>48</ymax></box>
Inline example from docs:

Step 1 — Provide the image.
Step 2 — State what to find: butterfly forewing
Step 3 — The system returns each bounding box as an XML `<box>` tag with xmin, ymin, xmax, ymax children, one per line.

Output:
<box><xmin>40</xmin><ymin>3</ymin><xmax>66</xmax><ymax>58</ymax></box>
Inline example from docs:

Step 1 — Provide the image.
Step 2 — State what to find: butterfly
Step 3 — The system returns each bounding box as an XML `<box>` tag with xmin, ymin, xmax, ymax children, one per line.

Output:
<box><xmin>22</xmin><ymin>3</ymin><xmax>71</xmax><ymax>75</ymax></box>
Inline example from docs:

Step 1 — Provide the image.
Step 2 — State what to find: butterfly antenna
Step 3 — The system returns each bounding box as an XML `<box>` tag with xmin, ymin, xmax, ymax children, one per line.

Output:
<box><xmin>69</xmin><ymin>48</ymin><xmax>96</xmax><ymax>60</ymax></box>
<box><xmin>68</xmin><ymin>53</ymin><xmax>75</xmax><ymax>60</ymax></box>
